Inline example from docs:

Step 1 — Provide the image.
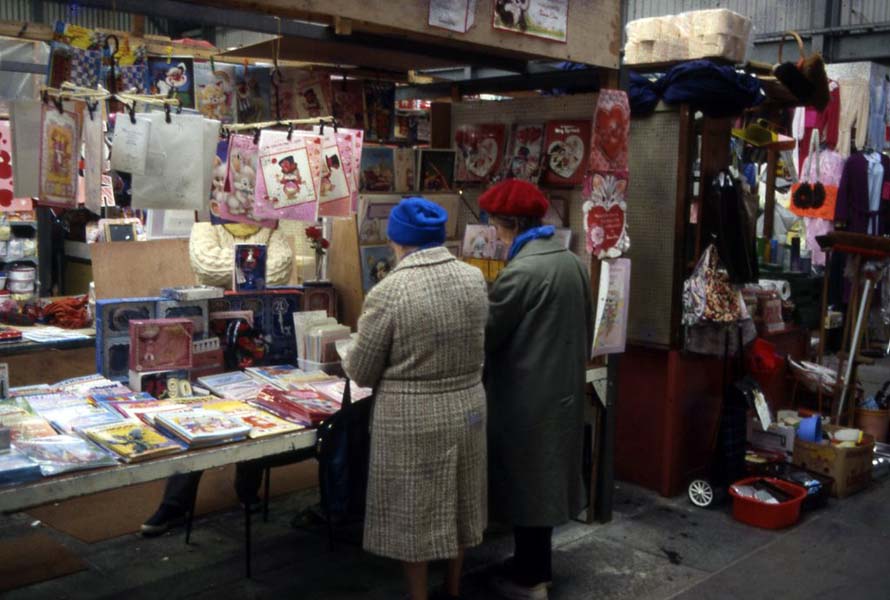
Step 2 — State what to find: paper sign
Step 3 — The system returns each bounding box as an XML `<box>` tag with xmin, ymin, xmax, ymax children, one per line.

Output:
<box><xmin>110</xmin><ymin>113</ymin><xmax>151</xmax><ymax>175</ymax></box>
<box><xmin>429</xmin><ymin>0</ymin><xmax>477</xmax><ymax>33</ymax></box>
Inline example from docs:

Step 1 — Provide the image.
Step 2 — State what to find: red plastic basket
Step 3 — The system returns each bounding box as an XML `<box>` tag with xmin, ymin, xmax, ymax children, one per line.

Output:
<box><xmin>729</xmin><ymin>477</ymin><xmax>807</xmax><ymax>529</ymax></box>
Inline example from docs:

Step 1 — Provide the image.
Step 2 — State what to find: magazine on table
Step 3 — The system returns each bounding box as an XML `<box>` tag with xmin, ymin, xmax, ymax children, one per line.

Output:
<box><xmin>13</xmin><ymin>434</ymin><xmax>119</xmax><ymax>475</ymax></box>
<box><xmin>83</xmin><ymin>420</ymin><xmax>182</xmax><ymax>463</ymax></box>
<box><xmin>154</xmin><ymin>409</ymin><xmax>251</xmax><ymax>448</ymax></box>
<box><xmin>201</xmin><ymin>399</ymin><xmax>305</xmax><ymax>438</ymax></box>
<box><xmin>0</xmin><ymin>449</ymin><xmax>42</xmax><ymax>486</ymax></box>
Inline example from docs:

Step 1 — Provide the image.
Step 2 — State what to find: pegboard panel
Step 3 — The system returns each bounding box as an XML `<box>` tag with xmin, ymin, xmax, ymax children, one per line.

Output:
<box><xmin>450</xmin><ymin>94</ymin><xmax>598</xmax><ymax>257</ymax></box>
<box><xmin>625</xmin><ymin>108</ymin><xmax>682</xmax><ymax>348</ymax></box>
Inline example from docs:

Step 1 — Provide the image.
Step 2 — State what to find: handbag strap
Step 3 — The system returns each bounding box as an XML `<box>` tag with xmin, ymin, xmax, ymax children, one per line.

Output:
<box><xmin>777</xmin><ymin>31</ymin><xmax>806</xmax><ymax>63</ymax></box>
<box><xmin>807</xmin><ymin>128</ymin><xmax>821</xmax><ymax>183</ymax></box>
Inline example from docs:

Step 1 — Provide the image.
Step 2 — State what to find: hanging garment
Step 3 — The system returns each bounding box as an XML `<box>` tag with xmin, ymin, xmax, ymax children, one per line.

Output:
<box><xmin>837</xmin><ymin>79</ymin><xmax>870</xmax><ymax>156</ymax></box>
<box><xmin>866</xmin><ymin>152</ymin><xmax>884</xmax><ymax>235</ymax></box>
<box><xmin>867</xmin><ymin>80</ymin><xmax>888</xmax><ymax>152</ymax></box>
<box><xmin>794</xmin><ymin>81</ymin><xmax>841</xmax><ymax>170</ymax></box>
<box><xmin>835</xmin><ymin>151</ymin><xmax>890</xmax><ymax>235</ymax></box>
<box><xmin>702</xmin><ymin>173</ymin><xmax>759</xmax><ymax>284</ymax></box>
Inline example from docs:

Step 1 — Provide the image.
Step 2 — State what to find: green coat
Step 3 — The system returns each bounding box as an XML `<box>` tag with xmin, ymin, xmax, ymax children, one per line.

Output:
<box><xmin>485</xmin><ymin>237</ymin><xmax>594</xmax><ymax>527</ymax></box>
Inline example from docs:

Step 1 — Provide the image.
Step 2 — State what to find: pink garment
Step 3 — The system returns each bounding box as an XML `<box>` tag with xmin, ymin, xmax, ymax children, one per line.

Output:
<box><xmin>799</xmin><ymin>147</ymin><xmax>845</xmax><ymax>186</ymax></box>
<box><xmin>805</xmin><ymin>217</ymin><xmax>833</xmax><ymax>266</ymax></box>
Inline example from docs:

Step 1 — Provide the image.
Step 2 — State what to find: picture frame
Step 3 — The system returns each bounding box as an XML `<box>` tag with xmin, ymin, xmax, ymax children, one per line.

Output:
<box><xmin>104</xmin><ymin>222</ymin><xmax>137</xmax><ymax>242</ymax></box>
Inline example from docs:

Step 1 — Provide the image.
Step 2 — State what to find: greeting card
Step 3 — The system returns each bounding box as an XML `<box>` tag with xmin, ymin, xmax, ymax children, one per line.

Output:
<box><xmin>316</xmin><ymin>136</ymin><xmax>353</xmax><ymax>218</ymax></box>
<box><xmin>429</xmin><ymin>0</ymin><xmax>477</xmax><ymax>33</ymax></box>
<box><xmin>462</xmin><ymin>224</ymin><xmax>507</xmax><ymax>260</ymax></box>
<box><xmin>418</xmin><ymin>149</ymin><xmax>456</xmax><ymax>192</ymax></box>
<box><xmin>364</xmin><ymin>82</ymin><xmax>395</xmax><ymax>141</ymax></box>
<box><xmin>82</xmin><ymin>109</ymin><xmax>104</xmax><ymax>211</ymax></box>
<box><xmin>293</xmin><ymin>75</ymin><xmax>333</xmax><ymax>120</ymax></box>
<box><xmin>358</xmin><ymin>195</ymin><xmax>399</xmax><ymax>244</ymax></box>
<box><xmin>195</xmin><ymin>62</ymin><xmax>237</xmax><ymax>124</ymax></box>
<box><xmin>543</xmin><ymin>119</ymin><xmax>591</xmax><ymax>186</ymax></box>
<box><xmin>592</xmin><ymin>258</ymin><xmax>631</xmax><ymax>357</ymax></box>
<box><xmin>503</xmin><ymin>123</ymin><xmax>545</xmax><ymax>183</ymax></box>
<box><xmin>234</xmin><ymin>243</ymin><xmax>268</xmax><ymax>291</ymax></box>
<box><xmin>588</xmin><ymin>89</ymin><xmax>630</xmax><ymax>174</ymax></box>
<box><xmin>361</xmin><ymin>245</ymin><xmax>396</xmax><ymax>292</ymax></box>
<box><xmin>254</xmin><ymin>130</ymin><xmax>322</xmax><ymax>221</ymax></box>
<box><xmin>39</xmin><ymin>101</ymin><xmax>83</xmax><ymax>207</ymax></box>
<box><xmin>147</xmin><ymin>57</ymin><xmax>195</xmax><ymax>109</ymax></box>
<box><xmin>455</xmin><ymin>123</ymin><xmax>506</xmax><ymax>182</ymax></box>
<box><xmin>492</xmin><ymin>0</ymin><xmax>568</xmax><ymax>42</ymax></box>
<box><xmin>110</xmin><ymin>112</ymin><xmax>151</xmax><ymax>175</ymax></box>
<box><xmin>0</xmin><ymin>120</ymin><xmax>33</xmax><ymax>211</ymax></box>
<box><xmin>218</xmin><ymin>134</ymin><xmax>270</xmax><ymax>225</ymax></box>
<box><xmin>583</xmin><ymin>172</ymin><xmax>629</xmax><ymax>259</ymax></box>
<box><xmin>394</xmin><ymin>147</ymin><xmax>416</xmax><ymax>193</ymax></box>
<box><xmin>235</xmin><ymin>66</ymin><xmax>272</xmax><ymax>123</ymax></box>
<box><xmin>360</xmin><ymin>146</ymin><xmax>395</xmax><ymax>192</ymax></box>
<box><xmin>331</xmin><ymin>79</ymin><xmax>366</xmax><ymax>130</ymax></box>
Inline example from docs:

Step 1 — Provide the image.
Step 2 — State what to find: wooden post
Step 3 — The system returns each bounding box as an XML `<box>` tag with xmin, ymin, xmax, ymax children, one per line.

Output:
<box><xmin>131</xmin><ymin>15</ymin><xmax>145</xmax><ymax>37</ymax></box>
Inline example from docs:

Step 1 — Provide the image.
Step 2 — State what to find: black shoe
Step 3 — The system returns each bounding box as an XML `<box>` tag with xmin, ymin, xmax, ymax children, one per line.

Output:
<box><xmin>140</xmin><ymin>504</ymin><xmax>187</xmax><ymax>537</ymax></box>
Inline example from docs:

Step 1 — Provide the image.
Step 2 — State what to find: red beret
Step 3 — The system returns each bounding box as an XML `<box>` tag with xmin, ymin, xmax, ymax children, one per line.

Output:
<box><xmin>478</xmin><ymin>180</ymin><xmax>550</xmax><ymax>219</ymax></box>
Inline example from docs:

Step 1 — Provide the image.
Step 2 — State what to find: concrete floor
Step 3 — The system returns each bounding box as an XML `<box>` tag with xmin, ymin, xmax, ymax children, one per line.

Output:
<box><xmin>3</xmin><ymin>475</ymin><xmax>888</xmax><ymax>600</ymax></box>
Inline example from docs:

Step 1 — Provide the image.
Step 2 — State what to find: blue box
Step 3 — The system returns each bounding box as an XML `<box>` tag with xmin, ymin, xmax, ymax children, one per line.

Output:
<box><xmin>157</xmin><ymin>299</ymin><xmax>210</xmax><ymax>340</ymax></box>
<box><xmin>95</xmin><ymin>297</ymin><xmax>162</xmax><ymax>381</ymax></box>
<box><xmin>97</xmin><ymin>335</ymin><xmax>132</xmax><ymax>382</ymax></box>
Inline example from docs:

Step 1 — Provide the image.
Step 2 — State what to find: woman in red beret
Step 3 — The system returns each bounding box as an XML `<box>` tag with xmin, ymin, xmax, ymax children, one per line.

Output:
<box><xmin>481</xmin><ymin>180</ymin><xmax>593</xmax><ymax>600</ymax></box>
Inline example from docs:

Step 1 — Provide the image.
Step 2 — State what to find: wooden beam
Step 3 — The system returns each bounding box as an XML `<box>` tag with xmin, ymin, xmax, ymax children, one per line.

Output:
<box><xmin>131</xmin><ymin>14</ymin><xmax>145</xmax><ymax>37</ymax></box>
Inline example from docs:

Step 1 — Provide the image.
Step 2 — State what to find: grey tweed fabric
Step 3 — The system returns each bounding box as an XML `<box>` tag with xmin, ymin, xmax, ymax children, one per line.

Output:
<box><xmin>343</xmin><ymin>246</ymin><xmax>489</xmax><ymax>562</ymax></box>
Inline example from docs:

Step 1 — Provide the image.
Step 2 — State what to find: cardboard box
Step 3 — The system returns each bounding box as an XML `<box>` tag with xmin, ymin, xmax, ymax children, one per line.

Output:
<box><xmin>792</xmin><ymin>425</ymin><xmax>874</xmax><ymax>498</ymax></box>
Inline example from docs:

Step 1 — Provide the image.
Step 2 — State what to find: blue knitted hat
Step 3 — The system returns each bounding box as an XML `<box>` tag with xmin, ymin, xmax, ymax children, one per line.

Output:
<box><xmin>386</xmin><ymin>197</ymin><xmax>447</xmax><ymax>247</ymax></box>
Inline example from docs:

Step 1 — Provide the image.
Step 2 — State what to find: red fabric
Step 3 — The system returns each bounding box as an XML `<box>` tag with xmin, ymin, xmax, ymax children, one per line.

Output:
<box><xmin>478</xmin><ymin>180</ymin><xmax>549</xmax><ymax>218</ymax></box>
<box><xmin>746</xmin><ymin>338</ymin><xmax>781</xmax><ymax>376</ymax></box>
<box><xmin>799</xmin><ymin>84</ymin><xmax>841</xmax><ymax>168</ymax></box>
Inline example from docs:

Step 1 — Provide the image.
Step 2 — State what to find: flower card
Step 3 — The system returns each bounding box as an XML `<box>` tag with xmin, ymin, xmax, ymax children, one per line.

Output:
<box><xmin>503</xmin><ymin>123</ymin><xmax>545</xmax><ymax>183</ymax></box>
<box><xmin>455</xmin><ymin>123</ymin><xmax>506</xmax><ymax>182</ymax></box>
<box><xmin>583</xmin><ymin>172</ymin><xmax>629</xmax><ymax>259</ymax></box>
<box><xmin>592</xmin><ymin>258</ymin><xmax>631</xmax><ymax>357</ymax></box>
<box><xmin>588</xmin><ymin>89</ymin><xmax>630</xmax><ymax>174</ymax></box>
<box><xmin>492</xmin><ymin>0</ymin><xmax>568</xmax><ymax>43</ymax></box>
<box><xmin>543</xmin><ymin>119</ymin><xmax>591</xmax><ymax>186</ymax></box>
<box><xmin>39</xmin><ymin>101</ymin><xmax>83</xmax><ymax>207</ymax></box>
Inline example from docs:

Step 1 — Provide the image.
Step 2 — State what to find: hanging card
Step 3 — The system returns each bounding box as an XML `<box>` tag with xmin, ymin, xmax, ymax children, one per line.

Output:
<box><xmin>195</xmin><ymin>62</ymin><xmax>237</xmax><ymax>124</ymax></box>
<box><xmin>455</xmin><ymin>123</ymin><xmax>506</xmax><ymax>182</ymax></box>
<box><xmin>147</xmin><ymin>57</ymin><xmax>196</xmax><ymax>109</ymax></box>
<box><xmin>39</xmin><ymin>101</ymin><xmax>83</xmax><ymax>207</ymax></box>
<box><xmin>293</xmin><ymin>75</ymin><xmax>333</xmax><ymax>120</ymax></box>
<box><xmin>588</xmin><ymin>89</ymin><xmax>630</xmax><ymax>174</ymax></box>
<box><xmin>503</xmin><ymin>123</ymin><xmax>545</xmax><ymax>183</ymax></box>
<box><xmin>331</xmin><ymin>80</ymin><xmax>366</xmax><ymax>130</ymax></box>
<box><xmin>235</xmin><ymin>66</ymin><xmax>272</xmax><ymax>123</ymax></box>
<box><xmin>201</xmin><ymin>118</ymin><xmax>221</xmax><ymax>207</ymax></box>
<box><xmin>492</xmin><ymin>0</ymin><xmax>568</xmax><ymax>43</ymax></box>
<box><xmin>592</xmin><ymin>258</ymin><xmax>631</xmax><ymax>357</ymax></box>
<box><xmin>429</xmin><ymin>0</ymin><xmax>477</xmax><ymax>33</ymax></box>
<box><xmin>10</xmin><ymin>100</ymin><xmax>42</xmax><ymax>198</ymax></box>
<box><xmin>583</xmin><ymin>172</ymin><xmax>630</xmax><ymax>259</ymax></box>
<box><xmin>131</xmin><ymin>112</ymin><xmax>206</xmax><ymax>210</ymax></box>
<box><xmin>218</xmin><ymin>133</ymin><xmax>268</xmax><ymax>224</ymax></box>
<box><xmin>0</xmin><ymin>120</ymin><xmax>32</xmax><ymax>211</ymax></box>
<box><xmin>543</xmin><ymin>119</ymin><xmax>591</xmax><ymax>186</ymax></box>
<box><xmin>82</xmin><ymin>108</ymin><xmax>104</xmax><ymax>213</ymax></box>
<box><xmin>253</xmin><ymin>130</ymin><xmax>322</xmax><ymax>221</ymax></box>
<box><xmin>110</xmin><ymin>113</ymin><xmax>151</xmax><ymax>175</ymax></box>
<box><xmin>316</xmin><ymin>139</ymin><xmax>352</xmax><ymax>218</ymax></box>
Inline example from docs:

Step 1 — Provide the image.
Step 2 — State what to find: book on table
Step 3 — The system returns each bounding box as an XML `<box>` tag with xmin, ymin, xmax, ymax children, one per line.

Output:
<box><xmin>102</xmin><ymin>399</ymin><xmax>190</xmax><ymax>425</ymax></box>
<box><xmin>154</xmin><ymin>409</ymin><xmax>251</xmax><ymax>448</ymax></box>
<box><xmin>0</xmin><ymin>449</ymin><xmax>42</xmax><ymax>485</ymax></box>
<box><xmin>13</xmin><ymin>434</ymin><xmax>119</xmax><ymax>475</ymax></box>
<box><xmin>82</xmin><ymin>420</ymin><xmax>182</xmax><ymax>462</ymax></box>
<box><xmin>201</xmin><ymin>399</ymin><xmax>305</xmax><ymax>438</ymax></box>
<box><xmin>197</xmin><ymin>371</ymin><xmax>264</xmax><ymax>401</ymax></box>
<box><xmin>244</xmin><ymin>364</ymin><xmax>335</xmax><ymax>390</ymax></box>
<box><xmin>249</xmin><ymin>385</ymin><xmax>340</xmax><ymax>426</ymax></box>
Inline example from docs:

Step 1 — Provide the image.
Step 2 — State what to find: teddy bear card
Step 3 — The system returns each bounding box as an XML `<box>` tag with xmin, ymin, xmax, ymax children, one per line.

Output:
<box><xmin>195</xmin><ymin>62</ymin><xmax>237</xmax><ymax>124</ymax></box>
<box><xmin>218</xmin><ymin>133</ymin><xmax>276</xmax><ymax>225</ymax></box>
<box><xmin>543</xmin><ymin>119</ymin><xmax>591</xmax><ymax>186</ymax></box>
<box><xmin>316</xmin><ymin>137</ymin><xmax>353</xmax><ymax>219</ymax></box>
<box><xmin>253</xmin><ymin>129</ymin><xmax>323</xmax><ymax>221</ymax></box>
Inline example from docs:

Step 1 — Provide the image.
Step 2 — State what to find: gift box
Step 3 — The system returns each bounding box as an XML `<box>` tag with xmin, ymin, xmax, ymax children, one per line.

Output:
<box><xmin>157</xmin><ymin>299</ymin><xmax>210</xmax><ymax>340</ymax></box>
<box><xmin>160</xmin><ymin>285</ymin><xmax>225</xmax><ymax>301</ymax></box>
<box><xmin>128</xmin><ymin>318</ymin><xmax>194</xmax><ymax>372</ymax></box>
<box><xmin>95</xmin><ymin>297</ymin><xmax>161</xmax><ymax>339</ymax></box>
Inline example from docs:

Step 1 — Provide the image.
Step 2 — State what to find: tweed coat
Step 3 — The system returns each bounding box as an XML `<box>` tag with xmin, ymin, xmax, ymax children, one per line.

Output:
<box><xmin>485</xmin><ymin>237</ymin><xmax>594</xmax><ymax>527</ymax></box>
<box><xmin>343</xmin><ymin>246</ymin><xmax>489</xmax><ymax>562</ymax></box>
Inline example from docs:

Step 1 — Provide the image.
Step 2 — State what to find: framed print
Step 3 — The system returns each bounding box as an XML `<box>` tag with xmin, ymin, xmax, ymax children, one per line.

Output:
<box><xmin>105</xmin><ymin>222</ymin><xmax>137</xmax><ymax>242</ymax></box>
<box><xmin>360</xmin><ymin>245</ymin><xmax>396</xmax><ymax>292</ymax></box>
<box><xmin>418</xmin><ymin>149</ymin><xmax>456</xmax><ymax>192</ymax></box>
<box><xmin>492</xmin><ymin>0</ymin><xmax>569</xmax><ymax>43</ymax></box>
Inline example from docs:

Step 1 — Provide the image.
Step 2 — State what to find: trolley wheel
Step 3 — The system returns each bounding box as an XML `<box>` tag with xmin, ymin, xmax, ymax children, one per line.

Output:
<box><xmin>688</xmin><ymin>479</ymin><xmax>716</xmax><ymax>508</ymax></box>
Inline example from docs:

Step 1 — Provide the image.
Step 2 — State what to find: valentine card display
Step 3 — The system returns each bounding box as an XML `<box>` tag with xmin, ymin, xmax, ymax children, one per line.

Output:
<box><xmin>147</xmin><ymin>57</ymin><xmax>195</xmax><ymax>109</ymax></box>
<box><xmin>592</xmin><ymin>258</ymin><xmax>631</xmax><ymax>357</ymax></box>
<box><xmin>418</xmin><ymin>149</ymin><xmax>456</xmax><ymax>192</ymax></box>
<box><xmin>429</xmin><ymin>0</ymin><xmax>477</xmax><ymax>33</ymax></box>
<box><xmin>254</xmin><ymin>130</ymin><xmax>322</xmax><ymax>221</ymax></box>
<box><xmin>235</xmin><ymin>66</ymin><xmax>272</xmax><ymax>123</ymax></box>
<box><xmin>493</xmin><ymin>0</ymin><xmax>568</xmax><ymax>43</ymax></box>
<box><xmin>455</xmin><ymin>123</ymin><xmax>506</xmax><ymax>182</ymax></box>
<box><xmin>39</xmin><ymin>102</ymin><xmax>83</xmax><ymax>207</ymax></box>
<box><xmin>583</xmin><ymin>172</ymin><xmax>630</xmax><ymax>259</ymax></box>
<box><xmin>503</xmin><ymin>123</ymin><xmax>545</xmax><ymax>183</ymax></box>
<box><xmin>129</xmin><ymin>318</ymin><xmax>194</xmax><ymax>372</ymax></box>
<box><xmin>0</xmin><ymin>120</ymin><xmax>32</xmax><ymax>211</ymax></box>
<box><xmin>218</xmin><ymin>134</ymin><xmax>272</xmax><ymax>225</ymax></box>
<box><xmin>364</xmin><ymin>82</ymin><xmax>396</xmax><ymax>142</ymax></box>
<box><xmin>234</xmin><ymin>244</ymin><xmax>268</xmax><ymax>291</ymax></box>
<box><xmin>588</xmin><ymin>89</ymin><xmax>630</xmax><ymax>174</ymax></box>
<box><xmin>331</xmin><ymin>79</ymin><xmax>366</xmax><ymax>130</ymax></box>
<box><xmin>316</xmin><ymin>136</ymin><xmax>353</xmax><ymax>218</ymax></box>
<box><xmin>543</xmin><ymin>119</ymin><xmax>591</xmax><ymax>186</ymax></box>
<box><xmin>195</xmin><ymin>62</ymin><xmax>237</xmax><ymax>123</ymax></box>
<box><xmin>293</xmin><ymin>75</ymin><xmax>333</xmax><ymax>120</ymax></box>
<box><xmin>360</xmin><ymin>146</ymin><xmax>395</xmax><ymax>192</ymax></box>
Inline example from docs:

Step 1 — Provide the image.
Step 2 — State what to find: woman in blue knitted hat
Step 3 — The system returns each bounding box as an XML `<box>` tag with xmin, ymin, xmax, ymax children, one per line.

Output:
<box><xmin>344</xmin><ymin>197</ymin><xmax>489</xmax><ymax>600</ymax></box>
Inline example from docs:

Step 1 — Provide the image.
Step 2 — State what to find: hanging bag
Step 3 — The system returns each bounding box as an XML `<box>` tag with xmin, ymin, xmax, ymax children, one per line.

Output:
<box><xmin>790</xmin><ymin>129</ymin><xmax>838</xmax><ymax>220</ymax></box>
<box><xmin>773</xmin><ymin>31</ymin><xmax>830</xmax><ymax>110</ymax></box>
<box><xmin>682</xmin><ymin>243</ymin><xmax>745</xmax><ymax>326</ymax></box>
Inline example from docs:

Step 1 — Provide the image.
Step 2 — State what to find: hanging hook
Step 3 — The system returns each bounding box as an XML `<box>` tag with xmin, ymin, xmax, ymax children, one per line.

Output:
<box><xmin>319</xmin><ymin>120</ymin><xmax>325</xmax><ymax>136</ymax></box>
<box><xmin>53</xmin><ymin>95</ymin><xmax>64</xmax><ymax>114</ymax></box>
<box><xmin>164</xmin><ymin>103</ymin><xmax>172</xmax><ymax>124</ymax></box>
<box><xmin>127</xmin><ymin>101</ymin><xmax>137</xmax><ymax>124</ymax></box>
<box><xmin>253</xmin><ymin>127</ymin><xmax>261</xmax><ymax>145</ymax></box>
<box><xmin>87</xmin><ymin>100</ymin><xmax>98</xmax><ymax>121</ymax></box>
<box><xmin>332</xmin><ymin>119</ymin><xmax>338</xmax><ymax>133</ymax></box>
<box><xmin>287</xmin><ymin>122</ymin><xmax>294</xmax><ymax>141</ymax></box>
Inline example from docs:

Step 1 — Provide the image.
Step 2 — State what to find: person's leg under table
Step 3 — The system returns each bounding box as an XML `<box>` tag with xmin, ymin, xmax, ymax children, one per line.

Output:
<box><xmin>141</xmin><ymin>472</ymin><xmax>203</xmax><ymax>537</ymax></box>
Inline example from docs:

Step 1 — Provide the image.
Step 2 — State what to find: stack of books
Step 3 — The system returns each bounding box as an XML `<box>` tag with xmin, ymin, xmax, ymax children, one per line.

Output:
<box><xmin>197</xmin><ymin>371</ymin><xmax>265</xmax><ymax>401</ymax></box>
<box><xmin>155</xmin><ymin>409</ymin><xmax>251</xmax><ymax>448</ymax></box>
<box><xmin>250</xmin><ymin>385</ymin><xmax>341</xmax><ymax>426</ymax></box>
<box><xmin>310</xmin><ymin>379</ymin><xmax>373</xmax><ymax>404</ymax></box>
<box><xmin>244</xmin><ymin>364</ymin><xmax>335</xmax><ymax>390</ymax></box>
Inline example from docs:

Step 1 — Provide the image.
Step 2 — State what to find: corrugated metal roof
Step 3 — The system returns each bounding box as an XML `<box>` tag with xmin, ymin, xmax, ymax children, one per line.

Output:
<box><xmin>0</xmin><ymin>1</ymin><xmax>164</xmax><ymax>35</ymax></box>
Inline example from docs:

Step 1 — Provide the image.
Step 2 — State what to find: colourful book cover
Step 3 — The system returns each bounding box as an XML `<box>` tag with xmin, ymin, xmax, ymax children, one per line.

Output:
<box><xmin>0</xmin><ymin>449</ymin><xmax>42</xmax><ymax>485</ymax></box>
<box><xmin>13</xmin><ymin>434</ymin><xmax>118</xmax><ymax>475</ymax></box>
<box><xmin>0</xmin><ymin>413</ymin><xmax>57</xmax><ymax>441</ymax></box>
<box><xmin>201</xmin><ymin>398</ymin><xmax>305</xmax><ymax>438</ymax></box>
<box><xmin>84</xmin><ymin>420</ymin><xmax>182</xmax><ymax>462</ymax></box>
<box><xmin>155</xmin><ymin>409</ymin><xmax>250</xmax><ymax>446</ymax></box>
